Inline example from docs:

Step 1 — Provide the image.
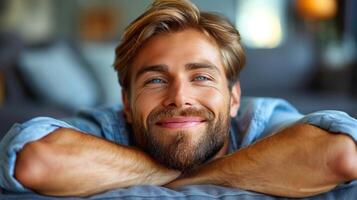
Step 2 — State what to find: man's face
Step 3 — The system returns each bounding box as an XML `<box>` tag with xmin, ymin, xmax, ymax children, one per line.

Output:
<box><xmin>123</xmin><ymin>29</ymin><xmax>240</xmax><ymax>171</ymax></box>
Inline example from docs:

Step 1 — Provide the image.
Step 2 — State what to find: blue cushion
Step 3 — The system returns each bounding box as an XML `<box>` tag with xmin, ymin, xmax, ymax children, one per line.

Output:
<box><xmin>79</xmin><ymin>42</ymin><xmax>122</xmax><ymax>106</ymax></box>
<box><xmin>19</xmin><ymin>42</ymin><xmax>99</xmax><ymax>109</ymax></box>
<box><xmin>2</xmin><ymin>184</ymin><xmax>357</xmax><ymax>200</ymax></box>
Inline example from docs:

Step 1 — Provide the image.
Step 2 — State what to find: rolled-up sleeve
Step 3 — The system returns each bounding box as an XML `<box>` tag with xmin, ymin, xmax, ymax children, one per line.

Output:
<box><xmin>241</xmin><ymin>98</ymin><xmax>357</xmax><ymax>148</ymax></box>
<box><xmin>0</xmin><ymin>117</ymin><xmax>80</xmax><ymax>192</ymax></box>
<box><xmin>298</xmin><ymin>110</ymin><xmax>357</xmax><ymax>141</ymax></box>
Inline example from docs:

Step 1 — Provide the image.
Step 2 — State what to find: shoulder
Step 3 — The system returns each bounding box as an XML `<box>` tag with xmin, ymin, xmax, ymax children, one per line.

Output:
<box><xmin>239</xmin><ymin>97</ymin><xmax>297</xmax><ymax>116</ymax></box>
<box><xmin>237</xmin><ymin>97</ymin><xmax>300</xmax><ymax>128</ymax></box>
<box><xmin>64</xmin><ymin>104</ymin><xmax>131</xmax><ymax>145</ymax></box>
<box><xmin>232</xmin><ymin>97</ymin><xmax>302</xmax><ymax>148</ymax></box>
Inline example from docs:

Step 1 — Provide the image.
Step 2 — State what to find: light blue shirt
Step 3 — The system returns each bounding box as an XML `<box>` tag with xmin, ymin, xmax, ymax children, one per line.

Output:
<box><xmin>1</xmin><ymin>97</ymin><xmax>357</xmax><ymax>195</ymax></box>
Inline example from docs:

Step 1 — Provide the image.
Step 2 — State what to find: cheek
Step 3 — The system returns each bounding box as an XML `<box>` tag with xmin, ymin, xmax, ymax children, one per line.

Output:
<box><xmin>195</xmin><ymin>87</ymin><xmax>230</xmax><ymax>113</ymax></box>
<box><xmin>132</xmin><ymin>90</ymin><xmax>163</xmax><ymax>126</ymax></box>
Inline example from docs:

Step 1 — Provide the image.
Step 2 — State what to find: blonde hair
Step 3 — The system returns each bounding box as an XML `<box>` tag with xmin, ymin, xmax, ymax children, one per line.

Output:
<box><xmin>114</xmin><ymin>0</ymin><xmax>245</xmax><ymax>91</ymax></box>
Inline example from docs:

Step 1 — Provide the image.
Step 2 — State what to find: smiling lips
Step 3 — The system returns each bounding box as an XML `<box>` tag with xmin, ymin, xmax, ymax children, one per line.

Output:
<box><xmin>156</xmin><ymin>117</ymin><xmax>205</xmax><ymax>128</ymax></box>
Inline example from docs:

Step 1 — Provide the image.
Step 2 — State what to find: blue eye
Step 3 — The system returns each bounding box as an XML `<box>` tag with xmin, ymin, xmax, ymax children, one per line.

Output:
<box><xmin>194</xmin><ymin>76</ymin><xmax>210</xmax><ymax>81</ymax></box>
<box><xmin>145</xmin><ymin>78</ymin><xmax>166</xmax><ymax>84</ymax></box>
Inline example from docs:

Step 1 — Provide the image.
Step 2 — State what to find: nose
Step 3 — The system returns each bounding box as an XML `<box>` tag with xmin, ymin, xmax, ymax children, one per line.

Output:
<box><xmin>163</xmin><ymin>79</ymin><xmax>193</xmax><ymax>108</ymax></box>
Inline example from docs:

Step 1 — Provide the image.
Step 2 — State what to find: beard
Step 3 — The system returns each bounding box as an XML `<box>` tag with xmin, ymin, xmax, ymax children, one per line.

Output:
<box><xmin>131</xmin><ymin>106</ymin><xmax>230</xmax><ymax>171</ymax></box>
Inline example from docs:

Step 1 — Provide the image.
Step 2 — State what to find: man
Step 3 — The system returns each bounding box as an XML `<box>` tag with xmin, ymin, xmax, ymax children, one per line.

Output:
<box><xmin>1</xmin><ymin>0</ymin><xmax>357</xmax><ymax>198</ymax></box>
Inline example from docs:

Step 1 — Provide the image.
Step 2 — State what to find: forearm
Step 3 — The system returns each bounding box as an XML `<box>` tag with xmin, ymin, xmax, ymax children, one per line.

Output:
<box><xmin>167</xmin><ymin>124</ymin><xmax>357</xmax><ymax>197</ymax></box>
<box><xmin>15</xmin><ymin>128</ymin><xmax>179</xmax><ymax>196</ymax></box>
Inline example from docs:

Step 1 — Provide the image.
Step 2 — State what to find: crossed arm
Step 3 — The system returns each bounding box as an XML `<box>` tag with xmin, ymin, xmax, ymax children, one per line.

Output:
<box><xmin>15</xmin><ymin>124</ymin><xmax>357</xmax><ymax>197</ymax></box>
<box><xmin>166</xmin><ymin>124</ymin><xmax>357</xmax><ymax>197</ymax></box>
<box><xmin>14</xmin><ymin>128</ymin><xmax>180</xmax><ymax>196</ymax></box>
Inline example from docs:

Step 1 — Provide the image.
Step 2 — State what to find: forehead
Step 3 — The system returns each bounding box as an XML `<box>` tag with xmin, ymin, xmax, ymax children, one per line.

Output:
<box><xmin>131</xmin><ymin>28</ymin><xmax>225</xmax><ymax>75</ymax></box>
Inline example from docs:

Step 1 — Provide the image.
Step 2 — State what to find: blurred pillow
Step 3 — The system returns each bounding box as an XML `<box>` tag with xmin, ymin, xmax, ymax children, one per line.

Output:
<box><xmin>79</xmin><ymin>42</ymin><xmax>122</xmax><ymax>106</ymax></box>
<box><xmin>19</xmin><ymin>42</ymin><xmax>99</xmax><ymax>109</ymax></box>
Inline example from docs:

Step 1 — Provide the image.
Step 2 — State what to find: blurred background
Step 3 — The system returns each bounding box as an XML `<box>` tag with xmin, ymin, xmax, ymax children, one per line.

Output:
<box><xmin>0</xmin><ymin>0</ymin><xmax>356</xmax><ymax>136</ymax></box>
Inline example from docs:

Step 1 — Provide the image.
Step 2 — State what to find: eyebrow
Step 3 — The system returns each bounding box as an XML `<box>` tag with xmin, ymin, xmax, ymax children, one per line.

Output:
<box><xmin>185</xmin><ymin>63</ymin><xmax>220</xmax><ymax>73</ymax></box>
<box><xmin>134</xmin><ymin>62</ymin><xmax>220</xmax><ymax>81</ymax></box>
<box><xmin>135</xmin><ymin>64</ymin><xmax>169</xmax><ymax>81</ymax></box>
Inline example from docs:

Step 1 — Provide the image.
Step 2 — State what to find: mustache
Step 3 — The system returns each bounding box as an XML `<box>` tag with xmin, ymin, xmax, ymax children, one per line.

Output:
<box><xmin>148</xmin><ymin>107</ymin><xmax>215</xmax><ymax>125</ymax></box>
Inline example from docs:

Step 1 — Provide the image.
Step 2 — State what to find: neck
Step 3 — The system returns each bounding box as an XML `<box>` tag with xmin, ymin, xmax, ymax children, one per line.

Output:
<box><xmin>209</xmin><ymin>138</ymin><xmax>229</xmax><ymax>162</ymax></box>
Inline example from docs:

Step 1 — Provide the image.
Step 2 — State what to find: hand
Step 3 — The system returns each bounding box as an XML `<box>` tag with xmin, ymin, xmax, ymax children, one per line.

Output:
<box><xmin>164</xmin><ymin>173</ymin><xmax>198</xmax><ymax>188</ymax></box>
<box><xmin>164</xmin><ymin>159</ymin><xmax>225</xmax><ymax>189</ymax></box>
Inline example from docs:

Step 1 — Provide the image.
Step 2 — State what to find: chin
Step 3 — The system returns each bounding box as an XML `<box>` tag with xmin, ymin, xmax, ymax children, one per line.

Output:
<box><xmin>151</xmin><ymin>125</ymin><xmax>207</xmax><ymax>144</ymax></box>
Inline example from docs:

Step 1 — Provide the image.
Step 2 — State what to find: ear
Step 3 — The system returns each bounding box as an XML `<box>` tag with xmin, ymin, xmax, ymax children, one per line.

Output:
<box><xmin>229</xmin><ymin>82</ymin><xmax>241</xmax><ymax>117</ymax></box>
<box><xmin>122</xmin><ymin>90</ymin><xmax>133</xmax><ymax>123</ymax></box>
